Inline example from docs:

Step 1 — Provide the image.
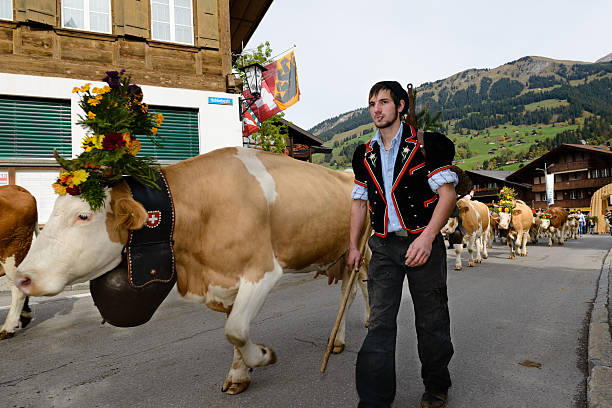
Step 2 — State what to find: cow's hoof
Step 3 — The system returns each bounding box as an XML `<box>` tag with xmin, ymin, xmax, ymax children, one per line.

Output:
<box><xmin>482</xmin><ymin>254</ymin><xmax>488</xmax><ymax>259</ymax></box>
<box><xmin>475</xmin><ymin>259</ymin><xmax>482</xmax><ymax>263</ymax></box>
<box><xmin>468</xmin><ymin>263</ymin><xmax>475</xmax><ymax>267</ymax></box>
<box><xmin>332</xmin><ymin>343</ymin><xmax>345</xmax><ymax>354</ymax></box>
<box><xmin>364</xmin><ymin>319</ymin><xmax>370</xmax><ymax>328</ymax></box>
<box><xmin>559</xmin><ymin>242</ymin><xmax>564</xmax><ymax>246</ymax></box>
<box><xmin>509</xmin><ymin>256</ymin><xmax>515</xmax><ymax>259</ymax></box>
<box><xmin>222</xmin><ymin>379</ymin><xmax>250</xmax><ymax>395</ymax></box>
<box><xmin>0</xmin><ymin>330</ymin><xmax>15</xmax><ymax>340</ymax></box>
<box><xmin>454</xmin><ymin>266</ymin><xmax>462</xmax><ymax>270</ymax></box>
<box><xmin>20</xmin><ymin>312</ymin><xmax>32</xmax><ymax>329</ymax></box>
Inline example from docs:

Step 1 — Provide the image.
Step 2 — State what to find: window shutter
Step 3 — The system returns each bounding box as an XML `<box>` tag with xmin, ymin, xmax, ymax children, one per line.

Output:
<box><xmin>0</xmin><ymin>96</ymin><xmax>72</xmax><ymax>159</ymax></box>
<box><xmin>138</xmin><ymin>107</ymin><xmax>199</xmax><ymax>161</ymax></box>
<box><xmin>15</xmin><ymin>0</ymin><xmax>57</xmax><ymax>26</ymax></box>
<box><xmin>196</xmin><ymin>0</ymin><xmax>218</xmax><ymax>49</ymax></box>
<box><xmin>115</xmin><ymin>0</ymin><xmax>149</xmax><ymax>38</ymax></box>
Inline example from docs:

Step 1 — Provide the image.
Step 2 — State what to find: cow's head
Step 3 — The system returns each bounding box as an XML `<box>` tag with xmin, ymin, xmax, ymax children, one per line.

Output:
<box><xmin>498</xmin><ymin>207</ymin><xmax>520</xmax><ymax>230</ymax></box>
<box><xmin>15</xmin><ymin>183</ymin><xmax>147</xmax><ymax>296</ymax></box>
<box><xmin>539</xmin><ymin>218</ymin><xmax>550</xmax><ymax>230</ymax></box>
<box><xmin>441</xmin><ymin>205</ymin><xmax>461</xmax><ymax>236</ymax></box>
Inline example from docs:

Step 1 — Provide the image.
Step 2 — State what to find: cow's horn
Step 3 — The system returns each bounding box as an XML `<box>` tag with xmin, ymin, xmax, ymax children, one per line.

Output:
<box><xmin>53</xmin><ymin>148</ymin><xmax>72</xmax><ymax>171</ymax></box>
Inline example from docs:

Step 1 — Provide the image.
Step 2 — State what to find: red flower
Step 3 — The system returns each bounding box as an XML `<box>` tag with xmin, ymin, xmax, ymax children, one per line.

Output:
<box><xmin>102</xmin><ymin>132</ymin><xmax>127</xmax><ymax>150</ymax></box>
<box><xmin>66</xmin><ymin>185</ymin><xmax>82</xmax><ymax>195</ymax></box>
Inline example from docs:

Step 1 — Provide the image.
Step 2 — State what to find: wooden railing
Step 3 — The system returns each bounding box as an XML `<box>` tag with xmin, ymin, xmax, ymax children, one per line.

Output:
<box><xmin>532</xmin><ymin>176</ymin><xmax>612</xmax><ymax>192</ymax></box>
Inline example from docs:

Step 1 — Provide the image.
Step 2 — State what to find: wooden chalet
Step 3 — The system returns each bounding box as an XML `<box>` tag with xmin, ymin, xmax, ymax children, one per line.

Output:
<box><xmin>506</xmin><ymin>144</ymin><xmax>612</xmax><ymax>211</ymax></box>
<box><xmin>464</xmin><ymin>169</ymin><xmax>532</xmax><ymax>204</ymax></box>
<box><xmin>280</xmin><ymin>118</ymin><xmax>331</xmax><ymax>162</ymax></box>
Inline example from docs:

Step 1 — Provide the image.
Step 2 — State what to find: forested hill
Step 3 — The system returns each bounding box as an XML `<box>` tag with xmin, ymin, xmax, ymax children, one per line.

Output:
<box><xmin>310</xmin><ymin>55</ymin><xmax>612</xmax><ymax>170</ymax></box>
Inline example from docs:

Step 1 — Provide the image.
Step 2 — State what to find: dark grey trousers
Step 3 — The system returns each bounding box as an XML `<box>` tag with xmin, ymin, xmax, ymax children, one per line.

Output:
<box><xmin>356</xmin><ymin>233</ymin><xmax>453</xmax><ymax>408</ymax></box>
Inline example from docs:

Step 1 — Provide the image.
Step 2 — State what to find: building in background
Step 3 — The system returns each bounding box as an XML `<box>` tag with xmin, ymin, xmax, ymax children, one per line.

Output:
<box><xmin>506</xmin><ymin>144</ymin><xmax>612</xmax><ymax>211</ymax></box>
<box><xmin>0</xmin><ymin>0</ymin><xmax>272</xmax><ymax>223</ymax></box>
<box><xmin>465</xmin><ymin>170</ymin><xmax>532</xmax><ymax>204</ymax></box>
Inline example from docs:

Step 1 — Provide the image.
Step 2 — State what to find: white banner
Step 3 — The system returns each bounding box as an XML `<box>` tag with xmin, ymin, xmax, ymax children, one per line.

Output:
<box><xmin>0</xmin><ymin>171</ymin><xmax>8</xmax><ymax>186</ymax></box>
<box><xmin>546</xmin><ymin>173</ymin><xmax>555</xmax><ymax>206</ymax></box>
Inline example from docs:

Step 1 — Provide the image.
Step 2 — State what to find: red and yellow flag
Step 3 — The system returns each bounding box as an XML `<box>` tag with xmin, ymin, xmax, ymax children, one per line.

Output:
<box><xmin>242</xmin><ymin>51</ymin><xmax>300</xmax><ymax>124</ymax></box>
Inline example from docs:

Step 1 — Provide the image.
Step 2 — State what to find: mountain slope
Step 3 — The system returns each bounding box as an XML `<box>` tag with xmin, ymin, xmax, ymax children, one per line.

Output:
<box><xmin>309</xmin><ymin>56</ymin><xmax>612</xmax><ymax>170</ymax></box>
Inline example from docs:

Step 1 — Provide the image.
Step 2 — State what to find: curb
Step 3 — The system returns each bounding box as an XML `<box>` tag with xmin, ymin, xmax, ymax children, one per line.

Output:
<box><xmin>588</xmin><ymin>248</ymin><xmax>612</xmax><ymax>408</ymax></box>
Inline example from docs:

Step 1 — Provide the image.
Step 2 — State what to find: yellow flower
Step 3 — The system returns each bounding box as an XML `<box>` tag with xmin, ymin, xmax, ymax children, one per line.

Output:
<box><xmin>151</xmin><ymin>127</ymin><xmax>157</xmax><ymax>136</ymax></box>
<box><xmin>87</xmin><ymin>111</ymin><xmax>96</xmax><ymax>120</ymax></box>
<box><xmin>53</xmin><ymin>183</ymin><xmax>67</xmax><ymax>195</ymax></box>
<box><xmin>95</xmin><ymin>94</ymin><xmax>103</xmax><ymax>100</ymax></box>
<box><xmin>92</xmin><ymin>87</ymin><xmax>102</xmax><ymax>94</ymax></box>
<box><xmin>126</xmin><ymin>139</ymin><xmax>141</xmax><ymax>156</ymax></box>
<box><xmin>155</xmin><ymin>113</ymin><xmax>164</xmax><ymax>127</ymax></box>
<box><xmin>141</xmin><ymin>103</ymin><xmax>148</xmax><ymax>112</ymax></box>
<box><xmin>504</xmin><ymin>207</ymin><xmax>509</xmax><ymax>213</ymax></box>
<box><xmin>87</xmin><ymin>98</ymin><xmax>100</xmax><ymax>106</ymax></box>
<box><xmin>82</xmin><ymin>134</ymin><xmax>103</xmax><ymax>152</ymax></box>
<box><xmin>101</xmin><ymin>85</ymin><xmax>111</xmax><ymax>94</ymax></box>
<box><xmin>70</xmin><ymin>170</ymin><xmax>89</xmax><ymax>186</ymax></box>
<box><xmin>80</xmin><ymin>83</ymin><xmax>91</xmax><ymax>92</ymax></box>
<box><xmin>72</xmin><ymin>87</ymin><xmax>80</xmax><ymax>93</ymax></box>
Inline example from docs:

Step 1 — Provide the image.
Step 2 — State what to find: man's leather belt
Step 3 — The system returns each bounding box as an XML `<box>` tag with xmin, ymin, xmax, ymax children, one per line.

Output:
<box><xmin>391</xmin><ymin>230</ymin><xmax>409</xmax><ymax>237</ymax></box>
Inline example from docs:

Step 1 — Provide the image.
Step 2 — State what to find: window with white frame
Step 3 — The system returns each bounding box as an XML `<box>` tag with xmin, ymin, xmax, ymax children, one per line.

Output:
<box><xmin>151</xmin><ymin>0</ymin><xmax>193</xmax><ymax>45</ymax></box>
<box><xmin>0</xmin><ymin>0</ymin><xmax>12</xmax><ymax>21</ymax></box>
<box><xmin>62</xmin><ymin>0</ymin><xmax>111</xmax><ymax>34</ymax></box>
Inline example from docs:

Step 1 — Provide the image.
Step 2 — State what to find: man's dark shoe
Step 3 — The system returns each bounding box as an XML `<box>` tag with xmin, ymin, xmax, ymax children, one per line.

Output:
<box><xmin>420</xmin><ymin>391</ymin><xmax>448</xmax><ymax>408</ymax></box>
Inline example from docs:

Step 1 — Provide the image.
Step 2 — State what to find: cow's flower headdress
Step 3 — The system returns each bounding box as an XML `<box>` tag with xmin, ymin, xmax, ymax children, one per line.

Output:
<box><xmin>539</xmin><ymin>212</ymin><xmax>552</xmax><ymax>219</ymax></box>
<box><xmin>54</xmin><ymin>70</ymin><xmax>164</xmax><ymax>210</ymax></box>
<box><xmin>494</xmin><ymin>186</ymin><xmax>516</xmax><ymax>214</ymax></box>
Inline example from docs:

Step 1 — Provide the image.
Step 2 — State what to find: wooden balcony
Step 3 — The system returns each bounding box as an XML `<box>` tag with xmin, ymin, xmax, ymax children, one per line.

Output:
<box><xmin>532</xmin><ymin>176</ymin><xmax>612</xmax><ymax>192</ymax></box>
<box><xmin>548</xmin><ymin>160</ymin><xmax>592</xmax><ymax>173</ymax></box>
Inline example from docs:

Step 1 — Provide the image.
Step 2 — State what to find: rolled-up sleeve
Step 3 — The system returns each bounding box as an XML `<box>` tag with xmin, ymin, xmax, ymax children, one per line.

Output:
<box><xmin>428</xmin><ymin>169</ymin><xmax>458</xmax><ymax>193</ymax></box>
<box><xmin>351</xmin><ymin>183</ymin><xmax>368</xmax><ymax>200</ymax></box>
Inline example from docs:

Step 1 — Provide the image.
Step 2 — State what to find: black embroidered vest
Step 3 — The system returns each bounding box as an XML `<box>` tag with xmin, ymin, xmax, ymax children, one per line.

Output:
<box><xmin>352</xmin><ymin>124</ymin><xmax>455</xmax><ymax>237</ymax></box>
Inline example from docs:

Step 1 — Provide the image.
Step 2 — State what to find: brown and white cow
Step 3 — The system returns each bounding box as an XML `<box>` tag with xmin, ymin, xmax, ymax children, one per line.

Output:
<box><xmin>488</xmin><ymin>210</ymin><xmax>500</xmax><ymax>247</ymax></box>
<box><xmin>441</xmin><ymin>198</ymin><xmax>490</xmax><ymax>270</ymax></box>
<box><xmin>0</xmin><ymin>185</ymin><xmax>38</xmax><ymax>339</ymax></box>
<box><xmin>529</xmin><ymin>214</ymin><xmax>551</xmax><ymax>244</ymax></box>
<box><xmin>566</xmin><ymin>214</ymin><xmax>579</xmax><ymax>240</ymax></box>
<box><xmin>15</xmin><ymin>147</ymin><xmax>371</xmax><ymax>394</ymax></box>
<box><xmin>497</xmin><ymin>200</ymin><xmax>533</xmax><ymax>259</ymax></box>
<box><xmin>547</xmin><ymin>207</ymin><xmax>569</xmax><ymax>246</ymax></box>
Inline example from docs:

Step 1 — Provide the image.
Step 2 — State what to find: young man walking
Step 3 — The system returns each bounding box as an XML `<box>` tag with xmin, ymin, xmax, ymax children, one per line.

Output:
<box><xmin>348</xmin><ymin>81</ymin><xmax>457</xmax><ymax>408</ymax></box>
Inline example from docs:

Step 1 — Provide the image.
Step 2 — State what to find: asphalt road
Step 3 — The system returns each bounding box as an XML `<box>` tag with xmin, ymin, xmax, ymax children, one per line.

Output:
<box><xmin>1</xmin><ymin>234</ymin><xmax>610</xmax><ymax>408</ymax></box>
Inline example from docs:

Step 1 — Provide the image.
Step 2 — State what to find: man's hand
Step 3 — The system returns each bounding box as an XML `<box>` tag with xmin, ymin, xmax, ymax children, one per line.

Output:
<box><xmin>347</xmin><ymin>247</ymin><xmax>362</xmax><ymax>272</ymax></box>
<box><xmin>404</xmin><ymin>233</ymin><xmax>434</xmax><ymax>267</ymax></box>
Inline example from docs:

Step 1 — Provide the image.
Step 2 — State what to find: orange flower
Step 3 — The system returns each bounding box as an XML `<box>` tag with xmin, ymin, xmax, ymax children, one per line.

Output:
<box><xmin>151</xmin><ymin>127</ymin><xmax>158</xmax><ymax>136</ymax></box>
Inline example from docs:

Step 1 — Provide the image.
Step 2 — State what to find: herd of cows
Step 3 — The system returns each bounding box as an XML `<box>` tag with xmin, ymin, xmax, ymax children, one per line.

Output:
<box><xmin>0</xmin><ymin>149</ymin><xmax>586</xmax><ymax>394</ymax></box>
<box><xmin>441</xmin><ymin>196</ymin><xmax>579</xmax><ymax>270</ymax></box>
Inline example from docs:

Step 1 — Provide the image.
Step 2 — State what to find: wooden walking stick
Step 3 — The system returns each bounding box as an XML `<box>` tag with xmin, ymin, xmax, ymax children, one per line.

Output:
<box><xmin>407</xmin><ymin>83</ymin><xmax>417</xmax><ymax>129</ymax></box>
<box><xmin>320</xmin><ymin>230</ymin><xmax>369</xmax><ymax>373</ymax></box>
<box><xmin>320</xmin><ymin>265</ymin><xmax>359</xmax><ymax>373</ymax></box>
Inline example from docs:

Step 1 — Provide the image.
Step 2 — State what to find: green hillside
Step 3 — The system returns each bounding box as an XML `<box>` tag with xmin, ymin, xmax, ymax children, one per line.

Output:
<box><xmin>310</xmin><ymin>56</ymin><xmax>612</xmax><ymax>170</ymax></box>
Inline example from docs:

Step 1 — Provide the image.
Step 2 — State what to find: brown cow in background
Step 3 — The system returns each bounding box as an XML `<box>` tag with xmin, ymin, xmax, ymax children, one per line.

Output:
<box><xmin>0</xmin><ymin>185</ymin><xmax>38</xmax><ymax>339</ymax></box>
<box><xmin>548</xmin><ymin>207</ymin><xmax>569</xmax><ymax>246</ymax></box>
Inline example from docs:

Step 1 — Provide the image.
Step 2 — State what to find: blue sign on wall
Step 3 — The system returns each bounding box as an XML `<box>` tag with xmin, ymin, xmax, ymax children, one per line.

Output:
<box><xmin>208</xmin><ymin>97</ymin><xmax>233</xmax><ymax>106</ymax></box>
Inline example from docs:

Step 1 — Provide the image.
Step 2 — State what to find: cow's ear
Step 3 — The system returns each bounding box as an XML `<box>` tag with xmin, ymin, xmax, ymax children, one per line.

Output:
<box><xmin>514</xmin><ymin>209</ymin><xmax>522</xmax><ymax>215</ymax></box>
<box><xmin>112</xmin><ymin>197</ymin><xmax>147</xmax><ymax>230</ymax></box>
<box><xmin>459</xmin><ymin>206</ymin><xmax>469</xmax><ymax>214</ymax></box>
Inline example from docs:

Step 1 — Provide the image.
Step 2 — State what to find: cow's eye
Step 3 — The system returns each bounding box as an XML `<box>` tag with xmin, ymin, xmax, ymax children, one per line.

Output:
<box><xmin>78</xmin><ymin>214</ymin><xmax>89</xmax><ymax>221</ymax></box>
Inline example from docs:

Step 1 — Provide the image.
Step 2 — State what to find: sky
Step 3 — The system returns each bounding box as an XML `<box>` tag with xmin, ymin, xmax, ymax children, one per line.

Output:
<box><xmin>246</xmin><ymin>0</ymin><xmax>612</xmax><ymax>130</ymax></box>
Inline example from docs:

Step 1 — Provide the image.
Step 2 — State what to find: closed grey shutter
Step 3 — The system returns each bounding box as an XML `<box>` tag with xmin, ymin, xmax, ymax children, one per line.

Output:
<box><xmin>0</xmin><ymin>96</ymin><xmax>71</xmax><ymax>159</ymax></box>
<box><xmin>138</xmin><ymin>106</ymin><xmax>199</xmax><ymax>161</ymax></box>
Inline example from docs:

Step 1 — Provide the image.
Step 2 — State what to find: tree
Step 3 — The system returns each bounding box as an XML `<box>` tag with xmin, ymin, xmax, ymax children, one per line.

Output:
<box><xmin>233</xmin><ymin>41</ymin><xmax>287</xmax><ymax>154</ymax></box>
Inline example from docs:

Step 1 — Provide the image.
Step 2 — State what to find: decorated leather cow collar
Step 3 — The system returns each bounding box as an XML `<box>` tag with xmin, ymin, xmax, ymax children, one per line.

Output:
<box><xmin>124</xmin><ymin>171</ymin><xmax>176</xmax><ymax>288</ymax></box>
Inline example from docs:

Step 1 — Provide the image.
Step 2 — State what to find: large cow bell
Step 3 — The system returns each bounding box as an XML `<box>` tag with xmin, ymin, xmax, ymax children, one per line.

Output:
<box><xmin>90</xmin><ymin>256</ymin><xmax>176</xmax><ymax>327</ymax></box>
